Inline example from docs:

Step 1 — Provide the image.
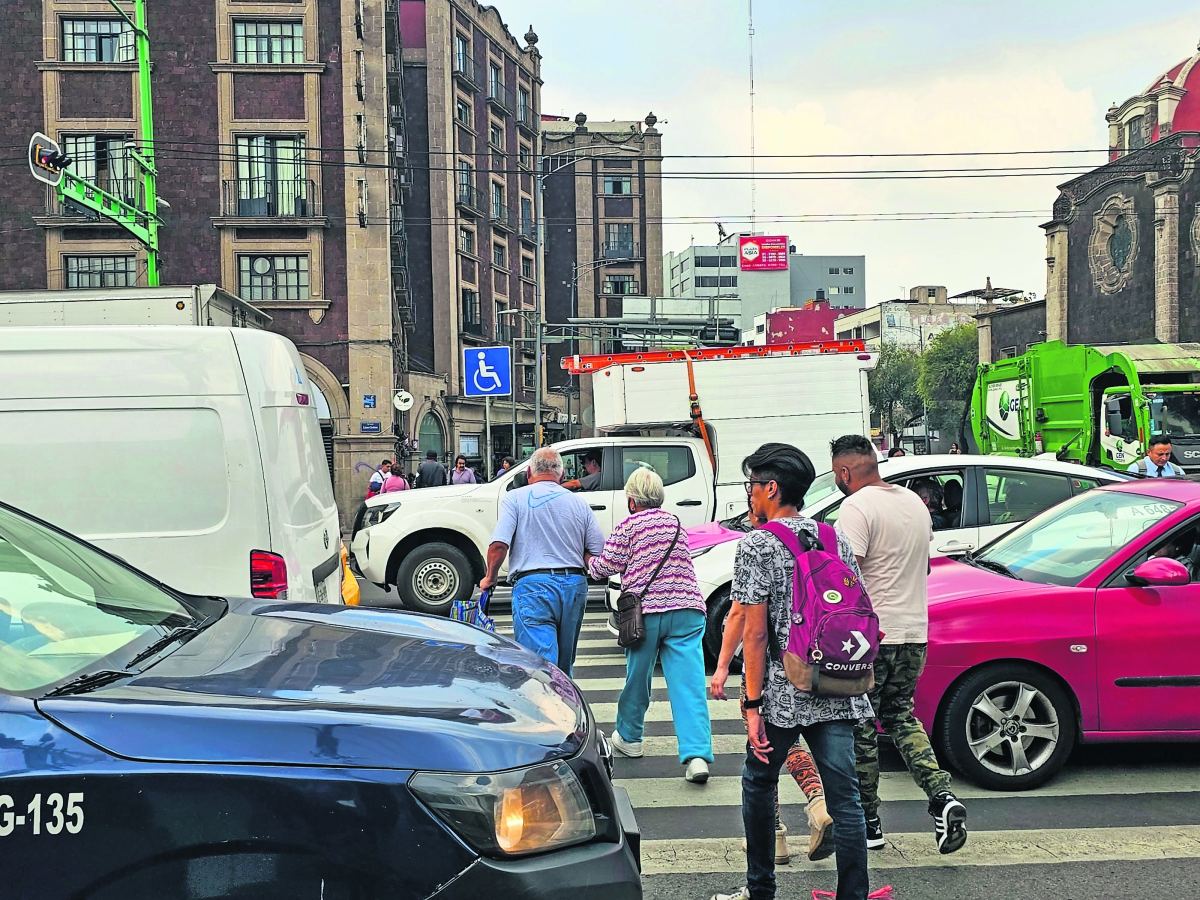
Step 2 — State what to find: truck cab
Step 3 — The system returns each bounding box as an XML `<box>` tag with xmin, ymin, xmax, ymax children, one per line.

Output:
<box><xmin>349</xmin><ymin>436</ymin><xmax>714</xmax><ymax>613</ymax></box>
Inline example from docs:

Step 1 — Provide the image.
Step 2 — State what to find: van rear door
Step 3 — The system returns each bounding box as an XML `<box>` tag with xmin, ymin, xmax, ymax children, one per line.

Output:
<box><xmin>231</xmin><ymin>331</ymin><xmax>342</xmax><ymax>603</ymax></box>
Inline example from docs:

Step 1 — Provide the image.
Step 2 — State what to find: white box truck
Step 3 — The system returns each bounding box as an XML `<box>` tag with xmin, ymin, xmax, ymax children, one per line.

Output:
<box><xmin>349</xmin><ymin>341</ymin><xmax>874</xmax><ymax>613</ymax></box>
<box><xmin>0</xmin><ymin>285</ymin><xmax>271</xmax><ymax>329</ymax></box>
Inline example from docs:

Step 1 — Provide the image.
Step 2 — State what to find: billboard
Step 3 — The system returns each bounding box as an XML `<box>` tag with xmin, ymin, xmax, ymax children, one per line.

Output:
<box><xmin>739</xmin><ymin>235</ymin><xmax>789</xmax><ymax>271</ymax></box>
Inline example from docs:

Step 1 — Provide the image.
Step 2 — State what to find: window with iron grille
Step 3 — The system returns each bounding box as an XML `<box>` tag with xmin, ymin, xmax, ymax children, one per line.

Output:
<box><xmin>604</xmin><ymin>175</ymin><xmax>632</xmax><ymax>195</ymax></box>
<box><xmin>489</xmin><ymin>62</ymin><xmax>502</xmax><ymax>96</ymax></box>
<box><xmin>455</xmin><ymin>98</ymin><xmax>472</xmax><ymax>126</ymax></box>
<box><xmin>518</xmin><ymin>87</ymin><xmax>531</xmax><ymax>120</ymax></box>
<box><xmin>62</xmin><ymin>20</ymin><xmax>134</xmax><ymax>62</ymax></box>
<box><xmin>234</xmin><ymin>21</ymin><xmax>305</xmax><ymax>64</ymax></box>
<box><xmin>604</xmin><ymin>275</ymin><xmax>637</xmax><ymax>295</ymax></box>
<box><xmin>238</xmin><ymin>255</ymin><xmax>309</xmax><ymax>302</ymax></box>
<box><xmin>234</xmin><ymin>135</ymin><xmax>307</xmax><ymax>216</ymax></box>
<box><xmin>493</xmin><ymin>242</ymin><xmax>506</xmax><ymax>267</ymax></box>
<box><xmin>65</xmin><ymin>256</ymin><xmax>137</xmax><ymax>288</ymax></box>
<box><xmin>61</xmin><ymin>135</ymin><xmax>136</xmax><ymax>203</ymax></box>
<box><xmin>459</xmin><ymin>227</ymin><xmax>475</xmax><ymax>254</ymax></box>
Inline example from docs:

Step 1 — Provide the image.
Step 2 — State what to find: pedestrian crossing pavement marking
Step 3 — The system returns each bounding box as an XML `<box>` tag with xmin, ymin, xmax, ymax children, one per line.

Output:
<box><xmin>616</xmin><ymin>764</ymin><xmax>1200</xmax><ymax>808</ymax></box>
<box><xmin>611</xmin><ymin>734</ymin><xmax>749</xmax><ymax>758</ymax></box>
<box><xmin>639</xmin><ymin>825</ymin><xmax>1200</xmax><ymax>875</ymax></box>
<box><xmin>574</xmin><ymin>675</ymin><xmax>742</xmax><ymax>692</ymax></box>
<box><xmin>591</xmin><ymin>699</ymin><xmax>745</xmax><ymax>723</ymax></box>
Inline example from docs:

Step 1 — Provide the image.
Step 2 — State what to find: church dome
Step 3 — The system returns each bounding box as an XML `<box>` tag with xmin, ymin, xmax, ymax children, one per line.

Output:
<box><xmin>1108</xmin><ymin>39</ymin><xmax>1200</xmax><ymax>158</ymax></box>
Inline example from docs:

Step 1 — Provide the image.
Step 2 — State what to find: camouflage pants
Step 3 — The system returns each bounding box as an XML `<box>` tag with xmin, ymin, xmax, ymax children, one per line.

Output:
<box><xmin>854</xmin><ymin>643</ymin><xmax>951</xmax><ymax>819</ymax></box>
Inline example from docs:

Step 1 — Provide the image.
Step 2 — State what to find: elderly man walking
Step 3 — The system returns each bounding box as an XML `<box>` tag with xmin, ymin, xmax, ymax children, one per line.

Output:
<box><xmin>480</xmin><ymin>447</ymin><xmax>604</xmax><ymax>675</ymax></box>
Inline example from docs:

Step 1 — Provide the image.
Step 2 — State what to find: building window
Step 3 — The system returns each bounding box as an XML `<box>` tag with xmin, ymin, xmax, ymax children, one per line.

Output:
<box><xmin>459</xmin><ymin>226</ymin><xmax>475</xmax><ymax>255</ymax></box>
<box><xmin>489</xmin><ymin>62</ymin><xmax>502</xmax><ymax>96</ymax></box>
<box><xmin>62</xmin><ymin>19</ymin><xmax>133</xmax><ymax>62</ymax></box>
<box><xmin>756</xmin><ymin>323</ymin><xmax>766</xmax><ymax>333</ymax></box>
<box><xmin>519</xmin><ymin>143</ymin><xmax>532</xmax><ymax>168</ymax></box>
<box><xmin>455</xmin><ymin>98</ymin><xmax>472</xmax><ymax>126</ymax></box>
<box><xmin>65</xmin><ymin>255</ymin><xmax>137</xmax><ymax>288</ymax></box>
<box><xmin>457</xmin><ymin>160</ymin><xmax>475</xmax><ymax>205</ymax></box>
<box><xmin>1126</xmin><ymin>115</ymin><xmax>1146</xmax><ymax>151</ymax></box>
<box><xmin>604</xmin><ymin>274</ymin><xmax>638</xmax><ymax>295</ymax></box>
<box><xmin>842</xmin><ymin>286</ymin><xmax>854</xmax><ymax>294</ymax></box>
<box><xmin>843</xmin><ymin>267</ymin><xmax>854</xmax><ymax>275</ymax></box>
<box><xmin>695</xmin><ymin>275</ymin><xmax>737</xmax><ymax>288</ymax></box>
<box><xmin>521</xmin><ymin>256</ymin><xmax>533</xmax><ymax>279</ymax></box>
<box><xmin>234</xmin><ymin>136</ymin><xmax>307</xmax><ymax>216</ymax></box>
<box><xmin>604</xmin><ymin>222</ymin><xmax>635</xmax><ymax>258</ymax></box>
<box><xmin>493</xmin><ymin>242</ymin><xmax>506</xmax><ymax>268</ymax></box>
<box><xmin>927</xmin><ymin>287</ymin><xmax>937</xmax><ymax>298</ymax></box>
<box><xmin>233</xmin><ymin>21</ymin><xmax>305</xmax><ymax>64</ymax></box>
<box><xmin>828</xmin><ymin>267</ymin><xmax>839</xmax><ymax>275</ymax></box>
<box><xmin>518</xmin><ymin>86</ymin><xmax>531</xmax><ymax>122</ymax></box>
<box><xmin>61</xmin><ymin>135</ymin><xmax>135</xmax><ymax>201</ymax></box>
<box><xmin>489</xmin><ymin>121</ymin><xmax>504</xmax><ymax>149</ymax></box>
<box><xmin>461</xmin><ymin>288</ymin><xmax>482</xmax><ymax>335</ymax></box>
<box><xmin>491</xmin><ymin>181</ymin><xmax>504</xmax><ymax>212</ymax></box>
<box><xmin>238</xmin><ymin>255</ymin><xmax>309</xmax><ymax>302</ymax></box>
<box><xmin>1000</xmin><ymin>346</ymin><xmax>1017</xmax><ymax>359</ymax></box>
<box><xmin>604</xmin><ymin>175</ymin><xmax>632</xmax><ymax>195</ymax></box>
<box><xmin>523</xmin><ymin>363</ymin><xmax>535</xmax><ymax>389</ymax></box>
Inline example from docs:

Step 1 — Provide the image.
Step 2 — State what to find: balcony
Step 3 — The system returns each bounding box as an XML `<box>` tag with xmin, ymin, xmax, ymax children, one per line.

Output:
<box><xmin>519</xmin><ymin>216</ymin><xmax>536</xmax><ymax>244</ymax></box>
<box><xmin>600</xmin><ymin>241</ymin><xmax>640</xmax><ymax>260</ymax></box>
<box><xmin>456</xmin><ymin>183</ymin><xmax>485</xmax><ymax>217</ymax></box>
<box><xmin>487</xmin><ymin>81</ymin><xmax>514</xmax><ymax>117</ymax></box>
<box><xmin>603</xmin><ymin>280</ymin><xmax>641</xmax><ymax>296</ymax></box>
<box><xmin>517</xmin><ymin>103</ymin><xmax>536</xmax><ymax>133</ymax></box>
<box><xmin>490</xmin><ymin>201</ymin><xmax>516</xmax><ymax>232</ymax></box>
<box><xmin>221</xmin><ymin>178</ymin><xmax>321</xmax><ymax>220</ymax></box>
<box><xmin>453</xmin><ymin>54</ymin><xmax>479</xmax><ymax>92</ymax></box>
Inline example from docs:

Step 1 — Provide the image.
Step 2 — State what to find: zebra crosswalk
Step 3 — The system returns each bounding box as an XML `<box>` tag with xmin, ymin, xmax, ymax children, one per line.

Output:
<box><xmin>493</xmin><ymin>608</ymin><xmax>1200</xmax><ymax>878</ymax></box>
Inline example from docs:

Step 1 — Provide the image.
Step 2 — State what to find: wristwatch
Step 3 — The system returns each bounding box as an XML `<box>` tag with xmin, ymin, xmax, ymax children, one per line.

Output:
<box><xmin>741</xmin><ymin>696</ymin><xmax>763</xmax><ymax>710</ymax></box>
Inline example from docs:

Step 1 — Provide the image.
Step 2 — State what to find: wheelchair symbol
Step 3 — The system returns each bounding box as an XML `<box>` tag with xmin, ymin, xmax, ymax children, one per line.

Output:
<box><xmin>473</xmin><ymin>351</ymin><xmax>503</xmax><ymax>393</ymax></box>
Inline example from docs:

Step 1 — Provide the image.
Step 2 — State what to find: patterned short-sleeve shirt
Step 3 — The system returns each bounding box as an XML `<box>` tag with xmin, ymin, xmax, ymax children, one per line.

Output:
<box><xmin>731</xmin><ymin>516</ymin><xmax>874</xmax><ymax>729</ymax></box>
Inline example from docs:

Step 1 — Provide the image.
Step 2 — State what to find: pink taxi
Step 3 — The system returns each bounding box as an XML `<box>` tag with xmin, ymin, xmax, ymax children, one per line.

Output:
<box><xmin>916</xmin><ymin>477</ymin><xmax>1200</xmax><ymax>790</ymax></box>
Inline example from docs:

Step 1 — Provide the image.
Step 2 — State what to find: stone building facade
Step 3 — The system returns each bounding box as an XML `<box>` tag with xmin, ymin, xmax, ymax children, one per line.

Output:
<box><xmin>0</xmin><ymin>0</ymin><xmax>409</xmax><ymax>524</ymax></box>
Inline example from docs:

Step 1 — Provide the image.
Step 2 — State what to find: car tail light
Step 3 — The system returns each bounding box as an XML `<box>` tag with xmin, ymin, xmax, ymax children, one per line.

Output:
<box><xmin>251</xmin><ymin>550</ymin><xmax>288</xmax><ymax>599</ymax></box>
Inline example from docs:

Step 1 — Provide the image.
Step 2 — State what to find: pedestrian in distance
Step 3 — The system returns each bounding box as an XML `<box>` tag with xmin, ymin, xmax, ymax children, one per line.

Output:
<box><xmin>830</xmin><ymin>433</ymin><xmax>968</xmax><ymax>856</ymax></box>
<box><xmin>1128</xmin><ymin>436</ymin><xmax>1185</xmax><ymax>477</ymax></box>
<box><xmin>451</xmin><ymin>455</ymin><xmax>479</xmax><ymax>485</ymax></box>
<box><xmin>415</xmin><ymin>451</ymin><xmax>447</xmax><ymax>488</ymax></box>
<box><xmin>366</xmin><ymin>459</ymin><xmax>392</xmax><ymax>499</ymax></box>
<box><xmin>494</xmin><ymin>456</ymin><xmax>517</xmax><ymax>480</ymax></box>
<box><xmin>711</xmin><ymin>442</ymin><xmax>871</xmax><ymax>900</ymax></box>
<box><xmin>886</xmin><ymin>447</ymin><xmax>905</xmax><ymax>459</ymax></box>
<box><xmin>713</xmin><ymin>597</ymin><xmax>837</xmax><ymax>864</ymax></box>
<box><xmin>948</xmin><ymin>442</ymin><xmax>961</xmax><ymax>455</ymax></box>
<box><xmin>381</xmin><ymin>466</ymin><xmax>410</xmax><ymax>493</ymax></box>
<box><xmin>586</xmin><ymin>467</ymin><xmax>714</xmax><ymax>784</ymax></box>
<box><xmin>479</xmin><ymin>447</ymin><xmax>604</xmax><ymax>676</ymax></box>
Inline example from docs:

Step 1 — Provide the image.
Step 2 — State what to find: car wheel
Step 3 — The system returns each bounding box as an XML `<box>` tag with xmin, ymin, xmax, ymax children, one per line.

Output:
<box><xmin>395</xmin><ymin>542</ymin><xmax>472</xmax><ymax>615</ymax></box>
<box><xmin>940</xmin><ymin>663</ymin><xmax>1076</xmax><ymax>791</ymax></box>
<box><xmin>703</xmin><ymin>587</ymin><xmax>742</xmax><ymax>672</ymax></box>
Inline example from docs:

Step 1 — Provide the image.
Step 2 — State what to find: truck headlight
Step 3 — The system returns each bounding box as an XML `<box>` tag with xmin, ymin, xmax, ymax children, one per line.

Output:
<box><xmin>410</xmin><ymin>761</ymin><xmax>596</xmax><ymax>857</ymax></box>
<box><xmin>363</xmin><ymin>502</ymin><xmax>403</xmax><ymax>528</ymax></box>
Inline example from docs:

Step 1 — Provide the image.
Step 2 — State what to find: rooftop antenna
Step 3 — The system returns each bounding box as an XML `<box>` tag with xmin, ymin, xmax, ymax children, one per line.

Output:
<box><xmin>748</xmin><ymin>0</ymin><xmax>757</xmax><ymax>230</ymax></box>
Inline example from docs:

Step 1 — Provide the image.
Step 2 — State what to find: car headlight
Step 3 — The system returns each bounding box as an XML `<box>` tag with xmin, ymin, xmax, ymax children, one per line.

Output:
<box><xmin>690</xmin><ymin>546</ymin><xmax>713</xmax><ymax>559</ymax></box>
<box><xmin>363</xmin><ymin>502</ymin><xmax>403</xmax><ymax>528</ymax></box>
<box><xmin>410</xmin><ymin>761</ymin><xmax>596</xmax><ymax>858</ymax></box>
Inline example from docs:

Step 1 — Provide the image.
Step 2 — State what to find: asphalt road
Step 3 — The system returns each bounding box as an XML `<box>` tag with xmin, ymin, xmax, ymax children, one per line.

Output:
<box><xmin>354</xmin><ymin>584</ymin><xmax>1200</xmax><ymax>899</ymax></box>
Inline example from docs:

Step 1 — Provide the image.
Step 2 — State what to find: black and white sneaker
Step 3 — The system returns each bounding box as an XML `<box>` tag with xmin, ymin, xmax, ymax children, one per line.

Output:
<box><xmin>929</xmin><ymin>791</ymin><xmax>968</xmax><ymax>854</ymax></box>
<box><xmin>864</xmin><ymin>815</ymin><xmax>885</xmax><ymax>850</ymax></box>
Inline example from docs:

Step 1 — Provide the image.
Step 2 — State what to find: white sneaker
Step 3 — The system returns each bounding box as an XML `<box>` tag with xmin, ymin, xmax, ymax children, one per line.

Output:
<box><xmin>710</xmin><ymin>889</ymin><xmax>751</xmax><ymax>900</ymax></box>
<box><xmin>685</xmin><ymin>757</ymin><xmax>710</xmax><ymax>784</ymax></box>
<box><xmin>610</xmin><ymin>731</ymin><xmax>643</xmax><ymax>758</ymax></box>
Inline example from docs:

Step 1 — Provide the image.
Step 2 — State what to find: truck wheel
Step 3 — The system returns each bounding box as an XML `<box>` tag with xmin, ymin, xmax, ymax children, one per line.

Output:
<box><xmin>395</xmin><ymin>542</ymin><xmax>472</xmax><ymax>615</ymax></box>
<box><xmin>703</xmin><ymin>587</ymin><xmax>741</xmax><ymax>672</ymax></box>
<box><xmin>939</xmin><ymin>663</ymin><xmax>1076</xmax><ymax>792</ymax></box>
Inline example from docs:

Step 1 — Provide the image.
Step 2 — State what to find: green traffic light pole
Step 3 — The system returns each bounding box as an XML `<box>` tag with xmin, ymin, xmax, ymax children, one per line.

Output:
<box><xmin>57</xmin><ymin>0</ymin><xmax>161</xmax><ymax>285</ymax></box>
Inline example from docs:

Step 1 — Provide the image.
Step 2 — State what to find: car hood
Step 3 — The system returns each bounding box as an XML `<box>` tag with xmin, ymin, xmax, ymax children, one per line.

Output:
<box><xmin>37</xmin><ymin>602</ymin><xmax>587</xmax><ymax>772</ymax></box>
<box><xmin>927</xmin><ymin>556</ymin><xmax>1030</xmax><ymax>606</ymax></box>
<box><xmin>687</xmin><ymin>520</ymin><xmax>745</xmax><ymax>551</ymax></box>
<box><xmin>365</xmin><ymin>483</ymin><xmax>483</xmax><ymax>505</ymax></box>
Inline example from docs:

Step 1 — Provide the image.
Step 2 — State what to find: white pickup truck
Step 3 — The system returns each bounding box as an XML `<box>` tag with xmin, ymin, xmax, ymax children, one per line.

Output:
<box><xmin>351</xmin><ymin>342</ymin><xmax>875</xmax><ymax>612</ymax></box>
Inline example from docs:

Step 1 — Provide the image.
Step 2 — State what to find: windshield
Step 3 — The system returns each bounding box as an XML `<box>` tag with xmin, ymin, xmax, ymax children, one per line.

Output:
<box><xmin>804</xmin><ymin>470</ymin><xmax>843</xmax><ymax>510</ymax></box>
<box><xmin>975</xmin><ymin>489</ymin><xmax>1182</xmax><ymax>586</ymax></box>
<box><xmin>1148</xmin><ymin>391</ymin><xmax>1200</xmax><ymax>439</ymax></box>
<box><xmin>0</xmin><ymin>505</ymin><xmax>199</xmax><ymax>695</ymax></box>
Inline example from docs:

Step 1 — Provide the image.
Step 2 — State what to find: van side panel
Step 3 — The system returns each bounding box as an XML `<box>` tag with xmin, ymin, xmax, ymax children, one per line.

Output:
<box><xmin>230</xmin><ymin>331</ymin><xmax>341</xmax><ymax>604</ymax></box>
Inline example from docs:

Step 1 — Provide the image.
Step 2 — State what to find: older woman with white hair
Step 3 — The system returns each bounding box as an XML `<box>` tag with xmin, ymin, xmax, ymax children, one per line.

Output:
<box><xmin>586</xmin><ymin>466</ymin><xmax>714</xmax><ymax>783</ymax></box>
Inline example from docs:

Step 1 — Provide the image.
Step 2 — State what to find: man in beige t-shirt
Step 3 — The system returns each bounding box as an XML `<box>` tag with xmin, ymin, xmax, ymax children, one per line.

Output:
<box><xmin>830</xmin><ymin>434</ymin><xmax>968</xmax><ymax>856</ymax></box>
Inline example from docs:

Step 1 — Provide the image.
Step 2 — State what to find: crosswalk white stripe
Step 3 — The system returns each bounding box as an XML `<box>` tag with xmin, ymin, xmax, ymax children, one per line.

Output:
<box><xmin>575</xmin><ymin>675</ymin><xmax>742</xmax><ymax>692</ymax></box>
<box><xmin>592</xmin><ymin>699</ymin><xmax>743</xmax><ymax>722</ymax></box>
<box><xmin>639</xmin><ymin>825</ymin><xmax>1200</xmax><ymax>875</ymax></box>
<box><xmin>609</xmin><ymin>734</ymin><xmax>749</xmax><ymax>758</ymax></box>
<box><xmin>616</xmin><ymin>764</ymin><xmax>1200</xmax><ymax>808</ymax></box>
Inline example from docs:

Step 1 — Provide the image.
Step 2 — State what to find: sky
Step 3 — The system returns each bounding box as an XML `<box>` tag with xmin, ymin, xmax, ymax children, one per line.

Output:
<box><xmin>492</xmin><ymin>1</ymin><xmax>1199</xmax><ymax>306</ymax></box>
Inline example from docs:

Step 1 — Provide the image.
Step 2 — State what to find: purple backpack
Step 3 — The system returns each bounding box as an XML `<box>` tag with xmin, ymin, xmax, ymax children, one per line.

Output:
<box><xmin>761</xmin><ymin>521</ymin><xmax>881</xmax><ymax>696</ymax></box>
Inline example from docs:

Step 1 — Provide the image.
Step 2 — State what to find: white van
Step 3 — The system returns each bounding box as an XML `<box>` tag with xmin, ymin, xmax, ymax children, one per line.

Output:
<box><xmin>0</xmin><ymin>326</ymin><xmax>342</xmax><ymax>604</ymax></box>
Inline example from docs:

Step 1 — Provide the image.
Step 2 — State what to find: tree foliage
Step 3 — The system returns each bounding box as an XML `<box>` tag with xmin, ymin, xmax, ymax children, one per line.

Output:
<box><xmin>869</xmin><ymin>342</ymin><xmax>923</xmax><ymax>441</ymax></box>
<box><xmin>918</xmin><ymin>323</ymin><xmax>979</xmax><ymax>443</ymax></box>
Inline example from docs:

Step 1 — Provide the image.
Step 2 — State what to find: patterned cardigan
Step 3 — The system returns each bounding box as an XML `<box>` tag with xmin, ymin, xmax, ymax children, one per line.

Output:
<box><xmin>586</xmin><ymin>508</ymin><xmax>705</xmax><ymax>615</ymax></box>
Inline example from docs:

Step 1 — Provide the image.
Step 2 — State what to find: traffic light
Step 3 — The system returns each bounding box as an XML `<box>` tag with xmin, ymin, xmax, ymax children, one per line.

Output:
<box><xmin>39</xmin><ymin>149</ymin><xmax>73</xmax><ymax>170</ymax></box>
<box><xmin>28</xmin><ymin>133</ymin><xmax>72</xmax><ymax>186</ymax></box>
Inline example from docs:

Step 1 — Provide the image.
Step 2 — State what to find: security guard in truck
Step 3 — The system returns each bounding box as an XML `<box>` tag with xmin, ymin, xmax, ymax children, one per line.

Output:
<box><xmin>1128</xmin><ymin>437</ymin><xmax>1185</xmax><ymax>478</ymax></box>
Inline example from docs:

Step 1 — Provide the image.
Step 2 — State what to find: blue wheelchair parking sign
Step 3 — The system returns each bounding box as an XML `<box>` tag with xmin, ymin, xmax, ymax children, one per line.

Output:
<box><xmin>463</xmin><ymin>346</ymin><xmax>511</xmax><ymax>397</ymax></box>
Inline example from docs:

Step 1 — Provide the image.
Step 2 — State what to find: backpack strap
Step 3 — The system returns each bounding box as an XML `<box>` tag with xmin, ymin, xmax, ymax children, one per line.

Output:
<box><xmin>759</xmin><ymin>520</ymin><xmax>820</xmax><ymax>664</ymax></box>
<box><xmin>815</xmin><ymin>522</ymin><xmax>838</xmax><ymax>556</ymax></box>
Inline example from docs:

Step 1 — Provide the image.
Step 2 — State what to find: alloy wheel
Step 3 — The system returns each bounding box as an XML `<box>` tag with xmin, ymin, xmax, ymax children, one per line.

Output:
<box><xmin>964</xmin><ymin>679</ymin><xmax>1060</xmax><ymax>777</ymax></box>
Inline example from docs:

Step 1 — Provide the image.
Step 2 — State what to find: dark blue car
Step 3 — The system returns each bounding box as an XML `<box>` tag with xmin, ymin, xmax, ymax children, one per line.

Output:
<box><xmin>0</xmin><ymin>501</ymin><xmax>641</xmax><ymax>899</ymax></box>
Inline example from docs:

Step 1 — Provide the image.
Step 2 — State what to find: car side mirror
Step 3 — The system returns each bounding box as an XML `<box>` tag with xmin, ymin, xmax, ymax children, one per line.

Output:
<box><xmin>1125</xmin><ymin>558</ymin><xmax>1190</xmax><ymax>587</ymax></box>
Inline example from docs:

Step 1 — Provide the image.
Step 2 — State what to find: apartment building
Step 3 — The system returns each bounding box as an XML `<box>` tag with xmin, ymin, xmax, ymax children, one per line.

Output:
<box><xmin>399</xmin><ymin>0</ymin><xmax>542</xmax><ymax>464</ymax></box>
<box><xmin>0</xmin><ymin>0</ymin><xmax>408</xmax><ymax>522</ymax></box>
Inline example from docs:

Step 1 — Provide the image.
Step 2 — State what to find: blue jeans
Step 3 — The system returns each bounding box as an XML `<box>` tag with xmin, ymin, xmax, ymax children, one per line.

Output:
<box><xmin>511</xmin><ymin>573</ymin><xmax>589</xmax><ymax>676</ymax></box>
<box><xmin>616</xmin><ymin>608</ymin><xmax>713</xmax><ymax>764</ymax></box>
<box><xmin>743</xmin><ymin>717</ymin><xmax>869</xmax><ymax>900</ymax></box>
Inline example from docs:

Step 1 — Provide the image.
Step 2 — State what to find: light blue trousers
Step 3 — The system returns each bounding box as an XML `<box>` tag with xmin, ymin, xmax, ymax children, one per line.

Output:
<box><xmin>511</xmin><ymin>573</ymin><xmax>589</xmax><ymax>676</ymax></box>
<box><xmin>615</xmin><ymin>608</ymin><xmax>714</xmax><ymax>765</ymax></box>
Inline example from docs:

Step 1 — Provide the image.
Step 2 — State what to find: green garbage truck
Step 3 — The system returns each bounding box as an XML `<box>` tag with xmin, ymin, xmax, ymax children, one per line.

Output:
<box><xmin>969</xmin><ymin>341</ymin><xmax>1200</xmax><ymax>473</ymax></box>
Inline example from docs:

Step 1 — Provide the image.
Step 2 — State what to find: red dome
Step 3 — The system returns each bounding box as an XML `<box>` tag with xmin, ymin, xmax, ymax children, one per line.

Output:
<box><xmin>1109</xmin><ymin>42</ymin><xmax>1200</xmax><ymax>156</ymax></box>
